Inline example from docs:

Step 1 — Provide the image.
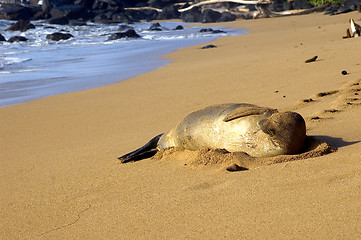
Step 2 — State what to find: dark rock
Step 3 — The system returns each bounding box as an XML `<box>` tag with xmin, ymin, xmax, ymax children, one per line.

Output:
<box><xmin>305</xmin><ymin>55</ymin><xmax>318</xmax><ymax>63</ymax></box>
<box><xmin>212</xmin><ymin>29</ymin><xmax>226</xmax><ymax>34</ymax></box>
<box><xmin>147</xmin><ymin>0</ymin><xmax>173</xmax><ymax>9</ymax></box>
<box><xmin>100</xmin><ymin>0</ymin><xmax>124</xmax><ymax>11</ymax></box>
<box><xmin>7</xmin><ymin>36</ymin><xmax>29</xmax><ymax>43</ymax></box>
<box><xmin>74</xmin><ymin>0</ymin><xmax>96</xmax><ymax>9</ymax></box>
<box><xmin>42</xmin><ymin>0</ymin><xmax>64</xmax><ymax>13</ymax></box>
<box><xmin>92</xmin><ymin>0</ymin><xmax>124</xmax><ymax>11</ymax></box>
<box><xmin>341</xmin><ymin>70</ymin><xmax>348</xmax><ymax>75</ymax></box>
<box><xmin>50</xmin><ymin>4</ymin><xmax>88</xmax><ymax>20</ymax></box>
<box><xmin>109</xmin><ymin>0</ymin><xmax>125</xmax><ymax>11</ymax></box>
<box><xmin>0</xmin><ymin>7</ymin><xmax>31</xmax><ymax>20</ymax></box>
<box><xmin>174</xmin><ymin>25</ymin><xmax>183</xmax><ymax>30</ymax></box>
<box><xmin>104</xmin><ymin>10</ymin><xmax>116</xmax><ymax>19</ymax></box>
<box><xmin>45</xmin><ymin>16</ymin><xmax>70</xmax><ymax>25</ymax></box>
<box><xmin>334</xmin><ymin>0</ymin><xmax>361</xmax><ymax>14</ymax></box>
<box><xmin>142</xmin><ymin>9</ymin><xmax>160</xmax><ymax>22</ymax></box>
<box><xmin>148</xmin><ymin>0</ymin><xmax>163</xmax><ymax>8</ymax></box>
<box><xmin>200</xmin><ymin>28</ymin><xmax>226</xmax><ymax>34</ymax></box>
<box><xmin>32</xmin><ymin>10</ymin><xmax>50</xmax><ymax>20</ymax></box>
<box><xmin>218</xmin><ymin>12</ymin><xmax>236</xmax><ymax>22</ymax></box>
<box><xmin>179</xmin><ymin>2</ymin><xmax>191</xmax><ymax>10</ymax></box>
<box><xmin>149</xmin><ymin>22</ymin><xmax>162</xmax><ymax>31</ymax></box>
<box><xmin>200</xmin><ymin>28</ymin><xmax>214</xmax><ymax>33</ymax></box>
<box><xmin>283</xmin><ymin>1</ymin><xmax>293</xmax><ymax>10</ymax></box>
<box><xmin>158</xmin><ymin>5</ymin><xmax>180</xmax><ymax>20</ymax></box>
<box><xmin>107</xmin><ymin>29</ymin><xmax>140</xmax><ymax>40</ymax></box>
<box><xmin>293</xmin><ymin>0</ymin><xmax>313</xmax><ymax>9</ymax></box>
<box><xmin>93</xmin><ymin>14</ymin><xmax>114</xmax><ymax>24</ymax></box>
<box><xmin>26</xmin><ymin>4</ymin><xmax>43</xmax><ymax>16</ymax></box>
<box><xmin>269</xmin><ymin>0</ymin><xmax>286</xmax><ymax>12</ymax></box>
<box><xmin>202</xmin><ymin>9</ymin><xmax>221</xmax><ymax>23</ymax></box>
<box><xmin>181</xmin><ymin>7</ymin><xmax>203</xmax><ymax>22</ymax></box>
<box><xmin>324</xmin><ymin>2</ymin><xmax>342</xmax><ymax>14</ymax></box>
<box><xmin>201</xmin><ymin>44</ymin><xmax>216</xmax><ymax>49</ymax></box>
<box><xmin>125</xmin><ymin>9</ymin><xmax>158</xmax><ymax>22</ymax></box>
<box><xmin>284</xmin><ymin>0</ymin><xmax>313</xmax><ymax>10</ymax></box>
<box><xmin>6</xmin><ymin>20</ymin><xmax>36</xmax><ymax>32</ymax></box>
<box><xmin>93</xmin><ymin>13</ymin><xmax>108</xmax><ymax>21</ymax></box>
<box><xmin>46</xmin><ymin>32</ymin><xmax>74</xmax><ymax>41</ymax></box>
<box><xmin>68</xmin><ymin>20</ymin><xmax>87</xmax><ymax>26</ymax></box>
<box><xmin>226</xmin><ymin>163</ymin><xmax>248</xmax><ymax>172</ymax></box>
<box><xmin>92</xmin><ymin>0</ymin><xmax>108</xmax><ymax>10</ymax></box>
<box><xmin>0</xmin><ymin>34</ymin><xmax>6</xmax><ymax>42</ymax></box>
<box><xmin>111</xmin><ymin>12</ymin><xmax>133</xmax><ymax>24</ymax></box>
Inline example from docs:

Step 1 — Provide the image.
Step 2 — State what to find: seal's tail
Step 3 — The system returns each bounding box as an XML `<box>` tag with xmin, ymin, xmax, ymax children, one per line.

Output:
<box><xmin>118</xmin><ymin>133</ymin><xmax>164</xmax><ymax>163</ymax></box>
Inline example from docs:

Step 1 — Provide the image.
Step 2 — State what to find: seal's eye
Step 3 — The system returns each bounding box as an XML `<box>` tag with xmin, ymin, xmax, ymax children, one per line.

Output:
<box><xmin>267</xmin><ymin>128</ymin><xmax>276</xmax><ymax>136</ymax></box>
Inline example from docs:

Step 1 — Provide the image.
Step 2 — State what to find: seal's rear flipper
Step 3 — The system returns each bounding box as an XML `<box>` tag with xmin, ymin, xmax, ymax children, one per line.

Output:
<box><xmin>118</xmin><ymin>133</ymin><xmax>164</xmax><ymax>163</ymax></box>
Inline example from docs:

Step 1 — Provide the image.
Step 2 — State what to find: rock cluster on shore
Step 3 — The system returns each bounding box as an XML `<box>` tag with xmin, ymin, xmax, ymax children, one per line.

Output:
<box><xmin>1</xmin><ymin>0</ymin><xmax>359</xmax><ymax>24</ymax></box>
<box><xmin>1</xmin><ymin>0</ymin><xmax>360</xmax><ymax>43</ymax></box>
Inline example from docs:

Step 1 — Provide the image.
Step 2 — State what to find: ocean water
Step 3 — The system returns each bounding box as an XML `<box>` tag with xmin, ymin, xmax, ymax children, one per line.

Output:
<box><xmin>0</xmin><ymin>20</ymin><xmax>247</xmax><ymax>107</ymax></box>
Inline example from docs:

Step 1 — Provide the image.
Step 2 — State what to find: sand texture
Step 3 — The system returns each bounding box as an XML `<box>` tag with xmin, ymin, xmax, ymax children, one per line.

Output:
<box><xmin>1</xmin><ymin>12</ymin><xmax>361</xmax><ymax>239</ymax></box>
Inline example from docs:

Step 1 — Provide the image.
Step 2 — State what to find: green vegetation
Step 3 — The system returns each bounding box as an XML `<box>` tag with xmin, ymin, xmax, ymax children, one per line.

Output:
<box><xmin>306</xmin><ymin>0</ymin><xmax>341</xmax><ymax>6</ymax></box>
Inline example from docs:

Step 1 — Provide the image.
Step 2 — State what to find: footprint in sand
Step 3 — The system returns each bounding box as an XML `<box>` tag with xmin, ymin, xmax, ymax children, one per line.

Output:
<box><xmin>296</xmin><ymin>79</ymin><xmax>361</xmax><ymax>121</ymax></box>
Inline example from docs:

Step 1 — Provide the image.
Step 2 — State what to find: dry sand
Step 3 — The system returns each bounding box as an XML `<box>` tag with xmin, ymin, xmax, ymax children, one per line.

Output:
<box><xmin>1</xmin><ymin>12</ymin><xmax>361</xmax><ymax>239</ymax></box>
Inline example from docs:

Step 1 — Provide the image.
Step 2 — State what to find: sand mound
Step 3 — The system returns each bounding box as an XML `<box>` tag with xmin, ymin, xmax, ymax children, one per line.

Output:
<box><xmin>152</xmin><ymin>136</ymin><xmax>336</xmax><ymax>171</ymax></box>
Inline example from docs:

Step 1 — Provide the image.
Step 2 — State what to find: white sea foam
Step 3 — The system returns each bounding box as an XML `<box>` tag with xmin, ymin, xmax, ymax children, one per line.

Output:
<box><xmin>0</xmin><ymin>57</ymin><xmax>32</xmax><ymax>69</ymax></box>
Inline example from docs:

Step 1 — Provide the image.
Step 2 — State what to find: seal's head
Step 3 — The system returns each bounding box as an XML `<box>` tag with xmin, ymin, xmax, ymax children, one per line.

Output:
<box><xmin>259</xmin><ymin>111</ymin><xmax>306</xmax><ymax>155</ymax></box>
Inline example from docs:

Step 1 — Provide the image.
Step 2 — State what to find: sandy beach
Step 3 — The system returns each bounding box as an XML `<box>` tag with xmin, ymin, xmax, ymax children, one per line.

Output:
<box><xmin>1</xmin><ymin>11</ymin><xmax>361</xmax><ymax>239</ymax></box>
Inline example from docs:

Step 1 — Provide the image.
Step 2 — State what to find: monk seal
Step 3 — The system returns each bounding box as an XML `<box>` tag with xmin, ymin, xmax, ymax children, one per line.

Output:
<box><xmin>119</xmin><ymin>103</ymin><xmax>306</xmax><ymax>163</ymax></box>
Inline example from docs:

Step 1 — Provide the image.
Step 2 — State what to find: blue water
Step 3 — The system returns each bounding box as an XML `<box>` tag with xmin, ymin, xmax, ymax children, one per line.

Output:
<box><xmin>0</xmin><ymin>21</ymin><xmax>247</xmax><ymax>107</ymax></box>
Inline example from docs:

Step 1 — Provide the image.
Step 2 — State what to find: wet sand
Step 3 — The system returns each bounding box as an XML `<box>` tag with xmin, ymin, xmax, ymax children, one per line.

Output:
<box><xmin>1</xmin><ymin>12</ymin><xmax>361</xmax><ymax>239</ymax></box>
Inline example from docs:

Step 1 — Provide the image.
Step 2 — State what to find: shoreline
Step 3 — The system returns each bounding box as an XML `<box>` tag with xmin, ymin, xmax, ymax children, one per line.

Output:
<box><xmin>0</xmin><ymin>21</ymin><xmax>246</xmax><ymax>108</ymax></box>
<box><xmin>1</xmin><ymin>12</ymin><xmax>361</xmax><ymax>239</ymax></box>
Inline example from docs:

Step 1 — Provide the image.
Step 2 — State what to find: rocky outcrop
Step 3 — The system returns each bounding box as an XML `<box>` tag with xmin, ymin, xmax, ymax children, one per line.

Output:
<box><xmin>148</xmin><ymin>22</ymin><xmax>162</xmax><ymax>31</ymax></box>
<box><xmin>49</xmin><ymin>4</ymin><xmax>88</xmax><ymax>20</ymax></box>
<box><xmin>0</xmin><ymin>7</ymin><xmax>31</xmax><ymax>20</ymax></box>
<box><xmin>0</xmin><ymin>34</ymin><xmax>6</xmax><ymax>42</ymax></box>
<box><xmin>46</xmin><ymin>32</ymin><xmax>74</xmax><ymax>41</ymax></box>
<box><xmin>325</xmin><ymin>0</ymin><xmax>361</xmax><ymax>15</ymax></box>
<box><xmin>174</xmin><ymin>25</ymin><xmax>183</xmax><ymax>30</ymax></box>
<box><xmin>200</xmin><ymin>28</ymin><xmax>226</xmax><ymax>34</ymax></box>
<box><xmin>202</xmin><ymin>9</ymin><xmax>222</xmax><ymax>23</ymax></box>
<box><xmin>181</xmin><ymin>6</ymin><xmax>203</xmax><ymax>22</ymax></box>
<box><xmin>6</xmin><ymin>20</ymin><xmax>36</xmax><ymax>32</ymax></box>
<box><xmin>125</xmin><ymin>9</ymin><xmax>158</xmax><ymax>22</ymax></box>
<box><xmin>157</xmin><ymin>5</ymin><xmax>180</xmax><ymax>20</ymax></box>
<box><xmin>107</xmin><ymin>29</ymin><xmax>140</xmax><ymax>40</ymax></box>
<box><xmin>7</xmin><ymin>36</ymin><xmax>29</xmax><ymax>43</ymax></box>
<box><xmin>283</xmin><ymin>0</ymin><xmax>313</xmax><ymax>10</ymax></box>
<box><xmin>218</xmin><ymin>12</ymin><xmax>237</xmax><ymax>22</ymax></box>
<box><xmin>1</xmin><ymin>0</ymin><xmax>360</xmax><ymax>23</ymax></box>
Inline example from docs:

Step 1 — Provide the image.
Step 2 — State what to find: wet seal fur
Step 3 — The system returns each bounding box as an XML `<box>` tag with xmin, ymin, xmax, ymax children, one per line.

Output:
<box><xmin>119</xmin><ymin>103</ymin><xmax>308</xmax><ymax>164</ymax></box>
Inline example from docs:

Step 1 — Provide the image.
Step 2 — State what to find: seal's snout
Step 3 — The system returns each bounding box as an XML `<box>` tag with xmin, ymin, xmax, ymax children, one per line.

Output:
<box><xmin>259</xmin><ymin>119</ymin><xmax>276</xmax><ymax>136</ymax></box>
<box><xmin>260</xmin><ymin>111</ymin><xmax>306</xmax><ymax>154</ymax></box>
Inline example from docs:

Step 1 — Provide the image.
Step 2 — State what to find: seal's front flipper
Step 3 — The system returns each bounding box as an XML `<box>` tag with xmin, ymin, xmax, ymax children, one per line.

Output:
<box><xmin>223</xmin><ymin>106</ymin><xmax>277</xmax><ymax>122</ymax></box>
<box><xmin>118</xmin><ymin>133</ymin><xmax>163</xmax><ymax>163</ymax></box>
